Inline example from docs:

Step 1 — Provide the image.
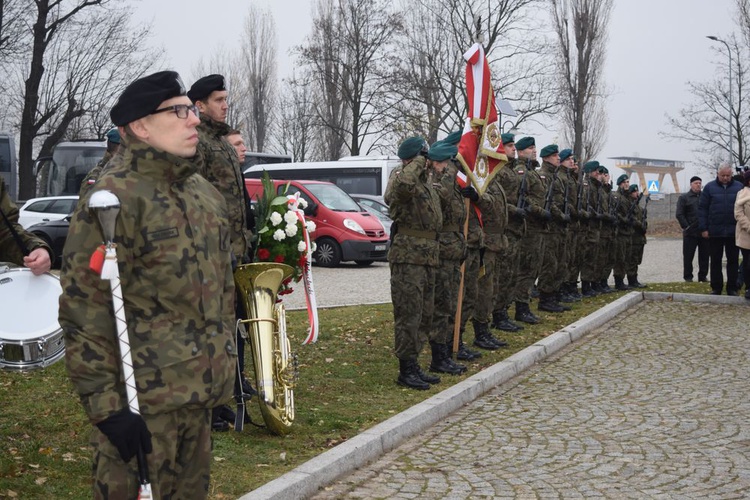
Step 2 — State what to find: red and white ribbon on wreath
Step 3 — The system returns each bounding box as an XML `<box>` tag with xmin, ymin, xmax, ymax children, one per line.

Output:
<box><xmin>288</xmin><ymin>193</ymin><xmax>319</xmax><ymax>344</ymax></box>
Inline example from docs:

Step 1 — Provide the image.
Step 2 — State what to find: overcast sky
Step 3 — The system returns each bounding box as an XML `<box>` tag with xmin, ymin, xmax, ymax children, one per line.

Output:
<box><xmin>132</xmin><ymin>0</ymin><xmax>737</xmax><ymax>192</ymax></box>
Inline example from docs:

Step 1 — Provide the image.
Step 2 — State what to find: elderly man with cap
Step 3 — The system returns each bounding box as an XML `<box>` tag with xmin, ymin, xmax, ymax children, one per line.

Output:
<box><xmin>189</xmin><ymin>74</ymin><xmax>255</xmax><ymax>430</ymax></box>
<box><xmin>59</xmin><ymin>70</ymin><xmax>236</xmax><ymax>499</ymax></box>
<box><xmin>559</xmin><ymin>149</ymin><xmax>582</xmax><ymax>301</ymax></box>
<box><xmin>385</xmin><ymin>136</ymin><xmax>443</xmax><ymax>390</ymax></box>
<box><xmin>536</xmin><ymin>144</ymin><xmax>571</xmax><ymax>313</ymax></box>
<box><xmin>490</xmin><ymin>132</ymin><xmax>527</xmax><ymax>332</ymax></box>
<box><xmin>627</xmin><ymin>183</ymin><xmax>649</xmax><ymax>288</ymax></box>
<box><xmin>512</xmin><ymin>136</ymin><xmax>549</xmax><ymax>324</ymax></box>
<box><xmin>612</xmin><ymin>173</ymin><xmax>634</xmax><ymax>290</ymax></box>
<box><xmin>676</xmin><ymin>176</ymin><xmax>709</xmax><ymax>282</ymax></box>
<box><xmin>79</xmin><ymin>128</ymin><xmax>123</xmax><ymax>199</ymax></box>
<box><xmin>579</xmin><ymin>160</ymin><xmax>603</xmax><ymax>297</ymax></box>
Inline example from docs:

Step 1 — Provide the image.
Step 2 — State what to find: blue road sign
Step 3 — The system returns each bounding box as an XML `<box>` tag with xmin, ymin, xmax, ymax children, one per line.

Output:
<box><xmin>647</xmin><ymin>180</ymin><xmax>660</xmax><ymax>193</ymax></box>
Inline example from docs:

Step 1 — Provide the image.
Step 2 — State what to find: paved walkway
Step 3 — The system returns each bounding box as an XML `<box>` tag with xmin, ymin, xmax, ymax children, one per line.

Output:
<box><xmin>296</xmin><ymin>296</ymin><xmax>750</xmax><ymax>499</ymax></box>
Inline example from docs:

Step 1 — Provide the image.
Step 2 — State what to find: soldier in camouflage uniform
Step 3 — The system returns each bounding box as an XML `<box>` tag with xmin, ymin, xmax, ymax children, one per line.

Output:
<box><xmin>512</xmin><ymin>137</ymin><xmax>549</xmax><ymax>324</ymax></box>
<box><xmin>559</xmin><ymin>149</ymin><xmax>582</xmax><ymax>301</ymax></box>
<box><xmin>537</xmin><ymin>144</ymin><xmax>571</xmax><ymax>313</ymax></box>
<box><xmin>385</xmin><ymin>136</ymin><xmax>443</xmax><ymax>390</ymax></box>
<box><xmin>427</xmin><ymin>141</ymin><xmax>469</xmax><ymax>375</ymax></box>
<box><xmin>612</xmin><ymin>174</ymin><xmax>634</xmax><ymax>290</ymax></box>
<box><xmin>627</xmin><ymin>184</ymin><xmax>649</xmax><ymax>288</ymax></box>
<box><xmin>579</xmin><ymin>161</ymin><xmax>603</xmax><ymax>297</ymax></box>
<box><xmin>59</xmin><ymin>71</ymin><xmax>236</xmax><ymax>500</ymax></box>
<box><xmin>0</xmin><ymin>177</ymin><xmax>53</xmax><ymax>274</ymax></box>
<box><xmin>597</xmin><ymin>168</ymin><xmax>617</xmax><ymax>293</ymax></box>
<box><xmin>79</xmin><ymin>128</ymin><xmax>122</xmax><ymax>199</ymax></box>
<box><xmin>189</xmin><ymin>74</ymin><xmax>254</xmax><ymax>429</ymax></box>
<box><xmin>490</xmin><ymin>133</ymin><xmax>526</xmax><ymax>332</ymax></box>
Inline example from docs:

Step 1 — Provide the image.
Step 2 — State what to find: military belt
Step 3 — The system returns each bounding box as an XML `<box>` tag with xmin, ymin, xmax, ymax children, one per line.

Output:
<box><xmin>440</xmin><ymin>224</ymin><xmax>460</xmax><ymax>233</ymax></box>
<box><xmin>399</xmin><ymin>227</ymin><xmax>438</xmax><ymax>240</ymax></box>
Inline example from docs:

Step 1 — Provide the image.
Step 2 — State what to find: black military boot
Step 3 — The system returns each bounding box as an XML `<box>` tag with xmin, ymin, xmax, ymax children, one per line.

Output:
<box><xmin>472</xmin><ymin>320</ymin><xmax>504</xmax><ymax>350</ymax></box>
<box><xmin>491</xmin><ymin>309</ymin><xmax>523</xmax><ymax>332</ymax></box>
<box><xmin>456</xmin><ymin>328</ymin><xmax>482</xmax><ymax>361</ymax></box>
<box><xmin>614</xmin><ymin>275</ymin><xmax>630</xmax><ymax>291</ymax></box>
<box><xmin>558</xmin><ymin>286</ymin><xmax>576</xmax><ymax>303</ymax></box>
<box><xmin>572</xmin><ymin>281</ymin><xmax>583</xmax><ymax>300</ymax></box>
<box><xmin>554</xmin><ymin>291</ymin><xmax>573</xmax><ymax>309</ymax></box>
<box><xmin>538</xmin><ymin>292</ymin><xmax>565</xmax><ymax>313</ymax></box>
<box><xmin>599</xmin><ymin>279</ymin><xmax>614</xmax><ymax>293</ymax></box>
<box><xmin>397</xmin><ymin>359</ymin><xmax>430</xmax><ymax>390</ymax></box>
<box><xmin>514</xmin><ymin>301</ymin><xmax>540</xmax><ymax>324</ymax></box>
<box><xmin>590</xmin><ymin>280</ymin><xmax>604</xmax><ymax>294</ymax></box>
<box><xmin>628</xmin><ymin>274</ymin><xmax>647</xmax><ymax>288</ymax></box>
<box><xmin>429</xmin><ymin>342</ymin><xmax>466</xmax><ymax>375</ymax></box>
<box><xmin>415</xmin><ymin>361</ymin><xmax>441</xmax><ymax>384</ymax></box>
<box><xmin>581</xmin><ymin>281</ymin><xmax>596</xmax><ymax>298</ymax></box>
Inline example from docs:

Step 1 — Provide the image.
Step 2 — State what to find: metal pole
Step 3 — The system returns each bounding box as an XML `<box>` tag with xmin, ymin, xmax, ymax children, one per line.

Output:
<box><xmin>707</xmin><ymin>36</ymin><xmax>733</xmax><ymax>165</ymax></box>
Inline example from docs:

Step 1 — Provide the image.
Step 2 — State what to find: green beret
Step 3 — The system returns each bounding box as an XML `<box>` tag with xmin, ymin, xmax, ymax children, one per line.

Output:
<box><xmin>616</xmin><ymin>174</ymin><xmax>629</xmax><ymax>185</ymax></box>
<box><xmin>582</xmin><ymin>160</ymin><xmax>600</xmax><ymax>173</ymax></box>
<box><xmin>515</xmin><ymin>136</ymin><xmax>535</xmax><ymax>151</ymax></box>
<box><xmin>106</xmin><ymin>128</ymin><xmax>121</xmax><ymax>144</ymax></box>
<box><xmin>501</xmin><ymin>133</ymin><xmax>515</xmax><ymax>145</ymax></box>
<box><xmin>427</xmin><ymin>142</ymin><xmax>457</xmax><ymax>162</ymax></box>
<box><xmin>443</xmin><ymin>130</ymin><xmax>462</xmax><ymax>146</ymax></box>
<box><xmin>539</xmin><ymin>144</ymin><xmax>559</xmax><ymax>158</ymax></box>
<box><xmin>187</xmin><ymin>74</ymin><xmax>227</xmax><ymax>102</ymax></box>
<box><xmin>110</xmin><ymin>71</ymin><xmax>188</xmax><ymax>126</ymax></box>
<box><xmin>629</xmin><ymin>184</ymin><xmax>639</xmax><ymax>193</ymax></box>
<box><xmin>559</xmin><ymin>149</ymin><xmax>573</xmax><ymax>161</ymax></box>
<box><xmin>398</xmin><ymin>136</ymin><xmax>427</xmax><ymax>160</ymax></box>
<box><xmin>598</xmin><ymin>166</ymin><xmax>609</xmax><ymax>174</ymax></box>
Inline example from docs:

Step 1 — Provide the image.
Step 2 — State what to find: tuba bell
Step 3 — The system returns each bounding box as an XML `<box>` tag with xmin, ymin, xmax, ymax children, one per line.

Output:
<box><xmin>234</xmin><ymin>262</ymin><xmax>298</xmax><ymax>435</ymax></box>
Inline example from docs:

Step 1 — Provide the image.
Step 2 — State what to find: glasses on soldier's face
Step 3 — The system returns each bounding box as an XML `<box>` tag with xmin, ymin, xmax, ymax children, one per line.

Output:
<box><xmin>150</xmin><ymin>104</ymin><xmax>200</xmax><ymax>119</ymax></box>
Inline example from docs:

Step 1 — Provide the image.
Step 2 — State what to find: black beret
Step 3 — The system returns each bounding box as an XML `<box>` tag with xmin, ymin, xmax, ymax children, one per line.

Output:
<box><xmin>690</xmin><ymin>176</ymin><xmax>702</xmax><ymax>183</ymax></box>
<box><xmin>187</xmin><ymin>74</ymin><xmax>227</xmax><ymax>102</ymax></box>
<box><xmin>539</xmin><ymin>144</ymin><xmax>559</xmax><ymax>158</ymax></box>
<box><xmin>515</xmin><ymin>136</ymin><xmax>535</xmax><ymax>151</ymax></box>
<box><xmin>110</xmin><ymin>71</ymin><xmax>187</xmax><ymax>126</ymax></box>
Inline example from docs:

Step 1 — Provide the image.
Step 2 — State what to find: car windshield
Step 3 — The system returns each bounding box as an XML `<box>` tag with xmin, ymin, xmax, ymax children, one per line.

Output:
<box><xmin>305</xmin><ymin>183</ymin><xmax>362</xmax><ymax>212</ymax></box>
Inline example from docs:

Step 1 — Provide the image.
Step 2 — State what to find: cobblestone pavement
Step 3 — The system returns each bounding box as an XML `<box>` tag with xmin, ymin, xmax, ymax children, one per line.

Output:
<box><xmin>312</xmin><ymin>300</ymin><xmax>750</xmax><ymax>499</ymax></box>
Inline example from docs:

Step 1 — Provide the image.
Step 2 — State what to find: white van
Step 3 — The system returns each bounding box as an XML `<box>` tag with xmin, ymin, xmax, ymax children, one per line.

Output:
<box><xmin>243</xmin><ymin>155</ymin><xmax>400</xmax><ymax>196</ymax></box>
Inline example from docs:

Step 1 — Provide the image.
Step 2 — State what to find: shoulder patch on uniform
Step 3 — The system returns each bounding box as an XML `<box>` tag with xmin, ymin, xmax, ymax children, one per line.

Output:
<box><xmin>148</xmin><ymin>227</ymin><xmax>179</xmax><ymax>242</ymax></box>
<box><xmin>517</xmin><ymin>170</ymin><xmax>524</xmax><ymax>174</ymax></box>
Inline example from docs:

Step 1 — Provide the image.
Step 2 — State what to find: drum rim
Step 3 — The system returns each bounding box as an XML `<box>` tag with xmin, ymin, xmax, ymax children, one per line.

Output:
<box><xmin>0</xmin><ymin>266</ymin><xmax>62</xmax><ymax>339</ymax></box>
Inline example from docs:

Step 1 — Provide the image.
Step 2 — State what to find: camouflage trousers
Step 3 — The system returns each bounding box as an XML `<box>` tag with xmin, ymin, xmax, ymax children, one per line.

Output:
<box><xmin>513</xmin><ymin>230</ymin><xmax>546</xmax><ymax>303</ymax></box>
<box><xmin>538</xmin><ymin>229</ymin><xmax>565</xmax><ymax>294</ymax></box>
<box><xmin>390</xmin><ymin>262</ymin><xmax>435</xmax><ymax>360</ymax></box>
<box><xmin>493</xmin><ymin>232</ymin><xmax>522</xmax><ymax>314</ymax></box>
<box><xmin>431</xmin><ymin>258</ymin><xmax>461</xmax><ymax>344</ymax></box>
<box><xmin>579</xmin><ymin>225</ymin><xmax>601</xmax><ymax>282</ymax></box>
<box><xmin>613</xmin><ymin>233</ymin><xmax>632</xmax><ymax>276</ymax></box>
<box><xmin>91</xmin><ymin>408</ymin><xmax>211</xmax><ymax>500</ymax></box>
<box><xmin>474</xmin><ymin>248</ymin><xmax>504</xmax><ymax>323</ymax></box>
<box><xmin>459</xmin><ymin>248</ymin><xmax>481</xmax><ymax>333</ymax></box>
<box><xmin>566</xmin><ymin>225</ymin><xmax>584</xmax><ymax>283</ymax></box>
<box><xmin>599</xmin><ymin>230</ymin><xmax>616</xmax><ymax>280</ymax></box>
<box><xmin>627</xmin><ymin>233</ymin><xmax>647</xmax><ymax>275</ymax></box>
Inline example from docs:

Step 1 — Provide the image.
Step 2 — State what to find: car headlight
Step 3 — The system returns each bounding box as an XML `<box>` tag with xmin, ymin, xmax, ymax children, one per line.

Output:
<box><xmin>343</xmin><ymin>218</ymin><xmax>366</xmax><ymax>235</ymax></box>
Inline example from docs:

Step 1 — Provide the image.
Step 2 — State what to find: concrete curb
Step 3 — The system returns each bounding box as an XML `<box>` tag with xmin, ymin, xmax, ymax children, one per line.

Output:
<box><xmin>239</xmin><ymin>291</ymin><xmax>725</xmax><ymax>499</ymax></box>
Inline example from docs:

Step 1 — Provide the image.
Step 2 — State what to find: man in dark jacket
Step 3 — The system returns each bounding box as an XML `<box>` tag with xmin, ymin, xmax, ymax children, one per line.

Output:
<box><xmin>676</xmin><ymin>176</ymin><xmax>709</xmax><ymax>282</ymax></box>
<box><xmin>698</xmin><ymin>166</ymin><xmax>743</xmax><ymax>295</ymax></box>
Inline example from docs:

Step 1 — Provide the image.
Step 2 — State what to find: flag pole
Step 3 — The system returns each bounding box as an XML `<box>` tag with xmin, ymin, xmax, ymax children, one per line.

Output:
<box><xmin>452</xmin><ymin>198</ymin><xmax>471</xmax><ymax>354</ymax></box>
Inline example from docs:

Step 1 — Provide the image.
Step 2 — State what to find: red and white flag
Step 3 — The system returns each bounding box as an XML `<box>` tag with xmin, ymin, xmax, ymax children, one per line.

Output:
<box><xmin>457</xmin><ymin>43</ymin><xmax>507</xmax><ymax>196</ymax></box>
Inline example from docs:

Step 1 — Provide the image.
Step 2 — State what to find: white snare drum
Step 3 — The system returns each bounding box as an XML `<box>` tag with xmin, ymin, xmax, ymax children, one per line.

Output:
<box><xmin>0</xmin><ymin>265</ymin><xmax>64</xmax><ymax>371</ymax></box>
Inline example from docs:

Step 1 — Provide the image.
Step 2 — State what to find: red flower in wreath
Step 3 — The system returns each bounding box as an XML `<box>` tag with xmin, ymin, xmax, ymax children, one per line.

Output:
<box><xmin>274</xmin><ymin>255</ymin><xmax>286</xmax><ymax>263</ymax></box>
<box><xmin>258</xmin><ymin>248</ymin><xmax>271</xmax><ymax>260</ymax></box>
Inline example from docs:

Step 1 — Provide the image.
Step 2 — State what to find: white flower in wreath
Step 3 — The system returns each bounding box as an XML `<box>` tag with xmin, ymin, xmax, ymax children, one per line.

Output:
<box><xmin>285</xmin><ymin>223</ymin><xmax>298</xmax><ymax>237</ymax></box>
<box><xmin>306</xmin><ymin>220</ymin><xmax>316</xmax><ymax>232</ymax></box>
<box><xmin>273</xmin><ymin>229</ymin><xmax>286</xmax><ymax>241</ymax></box>
<box><xmin>270</xmin><ymin>211</ymin><xmax>283</xmax><ymax>226</ymax></box>
<box><xmin>284</xmin><ymin>210</ymin><xmax>298</xmax><ymax>225</ymax></box>
<box><xmin>297</xmin><ymin>241</ymin><xmax>307</xmax><ymax>252</ymax></box>
<box><xmin>297</xmin><ymin>198</ymin><xmax>308</xmax><ymax>209</ymax></box>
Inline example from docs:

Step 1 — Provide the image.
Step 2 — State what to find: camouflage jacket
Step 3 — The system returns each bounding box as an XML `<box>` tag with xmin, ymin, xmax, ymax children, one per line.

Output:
<box><xmin>196</xmin><ymin>115</ymin><xmax>249</xmax><ymax>261</ymax></box>
<box><xmin>600</xmin><ymin>183</ymin><xmax>615</xmax><ymax>237</ymax></box>
<box><xmin>521</xmin><ymin>159</ymin><xmax>549</xmax><ymax>232</ymax></box>
<box><xmin>433</xmin><ymin>165</ymin><xmax>467</xmax><ymax>261</ymax></box>
<box><xmin>616</xmin><ymin>188</ymin><xmax>634</xmax><ymax>235</ymax></box>
<box><xmin>495</xmin><ymin>158</ymin><xmax>526</xmax><ymax>238</ymax></box>
<box><xmin>476</xmin><ymin>173</ymin><xmax>508</xmax><ymax>252</ymax></box>
<box><xmin>539</xmin><ymin>161</ymin><xmax>567</xmax><ymax>229</ymax></box>
<box><xmin>0</xmin><ymin>178</ymin><xmax>51</xmax><ymax>265</ymax></box>
<box><xmin>562</xmin><ymin>168</ymin><xmax>578</xmax><ymax>221</ymax></box>
<box><xmin>59</xmin><ymin>140</ymin><xmax>236</xmax><ymax>424</ymax></box>
<box><xmin>385</xmin><ymin>156</ymin><xmax>442</xmax><ymax>266</ymax></box>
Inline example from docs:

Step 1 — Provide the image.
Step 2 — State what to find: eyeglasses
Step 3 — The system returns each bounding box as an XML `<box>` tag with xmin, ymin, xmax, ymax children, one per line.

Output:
<box><xmin>150</xmin><ymin>104</ymin><xmax>200</xmax><ymax>119</ymax></box>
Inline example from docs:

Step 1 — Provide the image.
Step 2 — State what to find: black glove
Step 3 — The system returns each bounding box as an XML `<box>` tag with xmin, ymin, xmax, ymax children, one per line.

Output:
<box><xmin>541</xmin><ymin>209</ymin><xmax>552</xmax><ymax>221</ymax></box>
<box><xmin>460</xmin><ymin>186</ymin><xmax>479</xmax><ymax>202</ymax></box>
<box><xmin>513</xmin><ymin>206</ymin><xmax>527</xmax><ymax>219</ymax></box>
<box><xmin>562</xmin><ymin>213</ymin><xmax>571</xmax><ymax>223</ymax></box>
<box><xmin>96</xmin><ymin>408</ymin><xmax>153</xmax><ymax>462</ymax></box>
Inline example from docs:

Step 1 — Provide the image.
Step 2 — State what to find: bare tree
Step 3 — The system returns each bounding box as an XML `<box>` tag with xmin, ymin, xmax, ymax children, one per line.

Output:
<box><xmin>296</xmin><ymin>0</ymin><xmax>401</xmax><ymax>160</ymax></box>
<box><xmin>550</xmin><ymin>0</ymin><xmax>613</xmax><ymax>163</ymax></box>
<box><xmin>664</xmin><ymin>35</ymin><xmax>750</xmax><ymax>170</ymax></box>
<box><xmin>0</xmin><ymin>0</ymin><xmax>25</xmax><ymax>63</ymax></box>
<box><xmin>273</xmin><ymin>74</ymin><xmax>317</xmax><ymax>161</ymax></box>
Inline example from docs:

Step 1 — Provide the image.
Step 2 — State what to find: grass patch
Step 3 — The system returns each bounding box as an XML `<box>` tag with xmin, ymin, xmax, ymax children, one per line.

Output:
<box><xmin>0</xmin><ymin>281</ymin><xmax>715</xmax><ymax>498</ymax></box>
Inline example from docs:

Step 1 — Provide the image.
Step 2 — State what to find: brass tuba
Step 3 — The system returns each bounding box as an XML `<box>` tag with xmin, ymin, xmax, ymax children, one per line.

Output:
<box><xmin>234</xmin><ymin>262</ymin><xmax>298</xmax><ymax>435</ymax></box>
